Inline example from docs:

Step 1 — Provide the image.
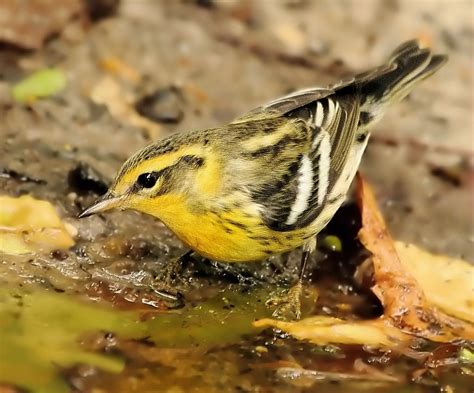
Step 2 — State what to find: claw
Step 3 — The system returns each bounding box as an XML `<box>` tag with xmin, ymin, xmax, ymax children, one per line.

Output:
<box><xmin>149</xmin><ymin>285</ymin><xmax>185</xmax><ymax>309</ymax></box>
<box><xmin>156</xmin><ymin>251</ymin><xmax>193</xmax><ymax>287</ymax></box>
<box><xmin>150</xmin><ymin>253</ymin><xmax>190</xmax><ymax>308</ymax></box>
<box><xmin>266</xmin><ymin>280</ymin><xmax>304</xmax><ymax>320</ymax></box>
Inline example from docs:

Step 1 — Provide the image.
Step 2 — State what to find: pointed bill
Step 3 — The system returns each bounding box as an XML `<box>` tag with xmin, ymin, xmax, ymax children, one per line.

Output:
<box><xmin>78</xmin><ymin>194</ymin><xmax>125</xmax><ymax>218</ymax></box>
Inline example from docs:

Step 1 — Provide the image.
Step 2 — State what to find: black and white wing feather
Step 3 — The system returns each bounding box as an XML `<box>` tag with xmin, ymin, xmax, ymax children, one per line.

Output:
<box><xmin>242</xmin><ymin>85</ymin><xmax>362</xmax><ymax>232</ymax></box>
<box><xmin>237</xmin><ymin>39</ymin><xmax>447</xmax><ymax>232</ymax></box>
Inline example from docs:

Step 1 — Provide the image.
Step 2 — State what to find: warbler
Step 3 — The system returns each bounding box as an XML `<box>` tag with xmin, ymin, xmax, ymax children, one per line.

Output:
<box><xmin>80</xmin><ymin>40</ymin><xmax>447</xmax><ymax>317</ymax></box>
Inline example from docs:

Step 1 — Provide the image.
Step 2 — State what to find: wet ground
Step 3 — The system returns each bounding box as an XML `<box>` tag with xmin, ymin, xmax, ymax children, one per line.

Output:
<box><xmin>0</xmin><ymin>1</ymin><xmax>473</xmax><ymax>392</ymax></box>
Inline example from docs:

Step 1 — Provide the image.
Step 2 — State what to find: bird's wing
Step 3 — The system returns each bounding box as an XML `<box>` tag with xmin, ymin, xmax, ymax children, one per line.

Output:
<box><xmin>232</xmin><ymin>87</ymin><xmax>334</xmax><ymax>124</ymax></box>
<box><xmin>243</xmin><ymin>86</ymin><xmax>361</xmax><ymax>232</ymax></box>
<box><xmin>237</xmin><ymin>39</ymin><xmax>447</xmax><ymax>232</ymax></box>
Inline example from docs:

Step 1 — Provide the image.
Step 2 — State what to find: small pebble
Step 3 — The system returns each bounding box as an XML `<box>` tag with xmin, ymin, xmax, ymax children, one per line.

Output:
<box><xmin>51</xmin><ymin>249</ymin><xmax>69</xmax><ymax>260</ymax></box>
<box><xmin>195</xmin><ymin>0</ymin><xmax>215</xmax><ymax>8</ymax></box>
<box><xmin>84</xmin><ymin>0</ymin><xmax>120</xmax><ymax>20</ymax></box>
<box><xmin>66</xmin><ymin>192</ymin><xmax>78</xmax><ymax>202</ymax></box>
<box><xmin>64</xmin><ymin>222</ymin><xmax>78</xmax><ymax>238</ymax></box>
<box><xmin>255</xmin><ymin>345</ymin><xmax>268</xmax><ymax>353</ymax></box>
<box><xmin>320</xmin><ymin>235</ymin><xmax>342</xmax><ymax>252</ymax></box>
<box><xmin>135</xmin><ymin>86</ymin><xmax>185</xmax><ymax>124</ymax></box>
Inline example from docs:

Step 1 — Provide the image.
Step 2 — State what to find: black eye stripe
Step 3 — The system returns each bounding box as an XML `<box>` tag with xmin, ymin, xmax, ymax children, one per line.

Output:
<box><xmin>134</xmin><ymin>156</ymin><xmax>204</xmax><ymax>190</ymax></box>
<box><xmin>180</xmin><ymin>155</ymin><xmax>204</xmax><ymax>167</ymax></box>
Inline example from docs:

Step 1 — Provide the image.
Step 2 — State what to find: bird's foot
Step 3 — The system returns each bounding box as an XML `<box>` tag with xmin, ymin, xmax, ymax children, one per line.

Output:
<box><xmin>156</xmin><ymin>250</ymin><xmax>193</xmax><ymax>287</ymax></box>
<box><xmin>150</xmin><ymin>251</ymin><xmax>193</xmax><ymax>307</ymax></box>
<box><xmin>266</xmin><ymin>280</ymin><xmax>305</xmax><ymax>320</ymax></box>
<box><xmin>159</xmin><ymin>257</ymin><xmax>184</xmax><ymax>288</ymax></box>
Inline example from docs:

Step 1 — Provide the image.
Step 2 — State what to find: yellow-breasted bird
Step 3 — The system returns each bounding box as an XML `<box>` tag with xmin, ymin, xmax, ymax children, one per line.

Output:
<box><xmin>80</xmin><ymin>40</ymin><xmax>447</xmax><ymax>318</ymax></box>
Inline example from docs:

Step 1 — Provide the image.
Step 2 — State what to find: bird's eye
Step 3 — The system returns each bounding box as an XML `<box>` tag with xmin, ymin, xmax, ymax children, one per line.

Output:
<box><xmin>137</xmin><ymin>172</ymin><xmax>158</xmax><ymax>188</ymax></box>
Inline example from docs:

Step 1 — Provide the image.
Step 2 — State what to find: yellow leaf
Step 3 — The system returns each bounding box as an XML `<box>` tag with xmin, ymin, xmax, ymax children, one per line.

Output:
<box><xmin>396</xmin><ymin>242</ymin><xmax>474</xmax><ymax>323</ymax></box>
<box><xmin>0</xmin><ymin>195</ymin><xmax>75</xmax><ymax>255</ymax></box>
<box><xmin>254</xmin><ymin>316</ymin><xmax>410</xmax><ymax>347</ymax></box>
<box><xmin>356</xmin><ymin>175</ymin><xmax>474</xmax><ymax>342</ymax></box>
<box><xmin>0</xmin><ymin>233</ymin><xmax>32</xmax><ymax>255</ymax></box>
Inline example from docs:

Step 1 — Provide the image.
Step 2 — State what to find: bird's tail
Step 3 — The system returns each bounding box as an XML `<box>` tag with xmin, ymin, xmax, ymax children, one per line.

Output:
<box><xmin>354</xmin><ymin>39</ymin><xmax>447</xmax><ymax>126</ymax></box>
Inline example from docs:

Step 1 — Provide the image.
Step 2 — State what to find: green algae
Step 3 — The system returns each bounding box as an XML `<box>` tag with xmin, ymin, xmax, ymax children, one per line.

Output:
<box><xmin>0</xmin><ymin>285</ymin><xmax>270</xmax><ymax>393</ymax></box>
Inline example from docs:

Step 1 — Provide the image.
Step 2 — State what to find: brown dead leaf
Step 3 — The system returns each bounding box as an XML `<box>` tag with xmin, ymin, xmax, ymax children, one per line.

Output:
<box><xmin>0</xmin><ymin>195</ymin><xmax>75</xmax><ymax>255</ymax></box>
<box><xmin>356</xmin><ymin>174</ymin><xmax>474</xmax><ymax>342</ymax></box>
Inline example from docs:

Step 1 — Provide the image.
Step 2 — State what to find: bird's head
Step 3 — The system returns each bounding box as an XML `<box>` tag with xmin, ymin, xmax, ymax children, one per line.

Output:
<box><xmin>79</xmin><ymin>138</ymin><xmax>217</xmax><ymax>220</ymax></box>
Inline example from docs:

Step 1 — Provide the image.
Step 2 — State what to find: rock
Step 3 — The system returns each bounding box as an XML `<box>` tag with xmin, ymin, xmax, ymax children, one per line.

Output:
<box><xmin>67</xmin><ymin>162</ymin><xmax>109</xmax><ymax>196</ymax></box>
<box><xmin>135</xmin><ymin>86</ymin><xmax>185</xmax><ymax>125</ymax></box>
<box><xmin>84</xmin><ymin>0</ymin><xmax>120</xmax><ymax>21</ymax></box>
<box><xmin>195</xmin><ymin>0</ymin><xmax>215</xmax><ymax>9</ymax></box>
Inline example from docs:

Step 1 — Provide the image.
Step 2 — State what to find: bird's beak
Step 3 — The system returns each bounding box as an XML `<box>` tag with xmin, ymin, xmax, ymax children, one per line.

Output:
<box><xmin>78</xmin><ymin>194</ymin><xmax>125</xmax><ymax>218</ymax></box>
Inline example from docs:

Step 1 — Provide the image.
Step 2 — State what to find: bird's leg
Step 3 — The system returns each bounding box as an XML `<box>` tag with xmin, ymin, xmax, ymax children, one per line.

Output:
<box><xmin>266</xmin><ymin>238</ymin><xmax>316</xmax><ymax>319</ymax></box>
<box><xmin>154</xmin><ymin>250</ymin><xmax>193</xmax><ymax>290</ymax></box>
<box><xmin>149</xmin><ymin>250</ymin><xmax>194</xmax><ymax>307</ymax></box>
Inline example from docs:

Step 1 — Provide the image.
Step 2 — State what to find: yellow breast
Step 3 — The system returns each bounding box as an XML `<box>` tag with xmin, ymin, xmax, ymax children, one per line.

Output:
<box><xmin>133</xmin><ymin>194</ymin><xmax>309</xmax><ymax>262</ymax></box>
